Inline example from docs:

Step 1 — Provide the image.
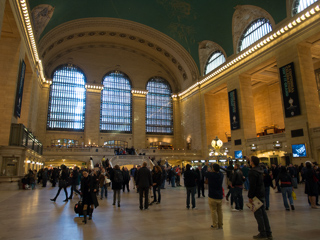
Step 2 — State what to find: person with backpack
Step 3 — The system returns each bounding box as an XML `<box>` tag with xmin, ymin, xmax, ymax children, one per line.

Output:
<box><xmin>110</xmin><ymin>165</ymin><xmax>123</xmax><ymax>207</ymax></box>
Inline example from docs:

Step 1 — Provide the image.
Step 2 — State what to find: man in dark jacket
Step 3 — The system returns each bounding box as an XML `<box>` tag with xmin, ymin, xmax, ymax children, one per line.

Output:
<box><xmin>136</xmin><ymin>162</ymin><xmax>153</xmax><ymax>210</ymax></box>
<box><xmin>206</xmin><ymin>163</ymin><xmax>224</xmax><ymax>230</ymax></box>
<box><xmin>248</xmin><ymin>156</ymin><xmax>272</xmax><ymax>239</ymax></box>
<box><xmin>184</xmin><ymin>164</ymin><xmax>197</xmax><ymax>209</ymax></box>
<box><xmin>232</xmin><ymin>164</ymin><xmax>244</xmax><ymax>211</ymax></box>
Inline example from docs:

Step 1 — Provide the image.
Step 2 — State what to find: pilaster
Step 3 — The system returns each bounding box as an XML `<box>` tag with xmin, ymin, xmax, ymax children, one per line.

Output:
<box><xmin>84</xmin><ymin>84</ymin><xmax>103</xmax><ymax>146</ymax></box>
<box><xmin>132</xmin><ymin>90</ymin><xmax>147</xmax><ymax>149</ymax></box>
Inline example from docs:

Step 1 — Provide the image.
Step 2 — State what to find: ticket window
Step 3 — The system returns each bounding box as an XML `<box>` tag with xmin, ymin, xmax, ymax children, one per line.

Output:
<box><xmin>1</xmin><ymin>158</ymin><xmax>18</xmax><ymax>176</ymax></box>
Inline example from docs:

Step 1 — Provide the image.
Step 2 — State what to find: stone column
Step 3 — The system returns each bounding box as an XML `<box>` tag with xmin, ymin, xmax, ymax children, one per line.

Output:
<box><xmin>84</xmin><ymin>85</ymin><xmax>103</xmax><ymax>146</ymax></box>
<box><xmin>36</xmin><ymin>82</ymin><xmax>51</xmax><ymax>144</ymax></box>
<box><xmin>297</xmin><ymin>43</ymin><xmax>320</xmax><ymax>128</ymax></box>
<box><xmin>132</xmin><ymin>90</ymin><xmax>147</xmax><ymax>149</ymax></box>
<box><xmin>227</xmin><ymin>74</ymin><xmax>257</xmax><ymax>156</ymax></box>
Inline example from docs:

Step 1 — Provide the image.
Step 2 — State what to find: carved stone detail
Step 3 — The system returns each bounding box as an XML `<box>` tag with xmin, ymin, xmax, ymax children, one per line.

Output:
<box><xmin>198</xmin><ymin>41</ymin><xmax>227</xmax><ymax>76</ymax></box>
<box><xmin>31</xmin><ymin>4</ymin><xmax>55</xmax><ymax>41</ymax></box>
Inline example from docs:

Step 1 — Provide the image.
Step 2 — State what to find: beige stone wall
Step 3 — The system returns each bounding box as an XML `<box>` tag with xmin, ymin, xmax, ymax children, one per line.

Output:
<box><xmin>180</xmin><ymin>91</ymin><xmax>203</xmax><ymax>150</ymax></box>
<box><xmin>204</xmin><ymin>90</ymin><xmax>230</xmax><ymax>144</ymax></box>
<box><xmin>0</xmin><ymin>1</ymin><xmax>21</xmax><ymax>146</ymax></box>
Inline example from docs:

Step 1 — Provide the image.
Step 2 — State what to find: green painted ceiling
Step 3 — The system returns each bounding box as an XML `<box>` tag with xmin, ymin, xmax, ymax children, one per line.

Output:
<box><xmin>29</xmin><ymin>0</ymin><xmax>287</xmax><ymax>70</ymax></box>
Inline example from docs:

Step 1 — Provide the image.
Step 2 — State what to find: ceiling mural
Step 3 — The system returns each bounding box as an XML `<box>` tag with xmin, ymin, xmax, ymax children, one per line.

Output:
<box><xmin>29</xmin><ymin>0</ymin><xmax>287</xmax><ymax>70</ymax></box>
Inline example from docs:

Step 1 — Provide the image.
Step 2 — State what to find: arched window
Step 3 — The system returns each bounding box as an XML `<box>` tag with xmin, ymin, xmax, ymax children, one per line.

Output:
<box><xmin>292</xmin><ymin>0</ymin><xmax>318</xmax><ymax>15</ymax></box>
<box><xmin>100</xmin><ymin>71</ymin><xmax>132</xmax><ymax>132</ymax></box>
<box><xmin>146</xmin><ymin>77</ymin><xmax>173</xmax><ymax>134</ymax></box>
<box><xmin>204</xmin><ymin>51</ymin><xmax>226</xmax><ymax>75</ymax></box>
<box><xmin>238</xmin><ymin>18</ymin><xmax>272</xmax><ymax>52</ymax></box>
<box><xmin>47</xmin><ymin>65</ymin><xmax>86</xmax><ymax>130</ymax></box>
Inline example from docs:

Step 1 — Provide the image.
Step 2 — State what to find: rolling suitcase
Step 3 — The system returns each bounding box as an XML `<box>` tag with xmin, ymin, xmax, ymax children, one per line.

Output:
<box><xmin>74</xmin><ymin>199</ymin><xmax>90</xmax><ymax>216</ymax></box>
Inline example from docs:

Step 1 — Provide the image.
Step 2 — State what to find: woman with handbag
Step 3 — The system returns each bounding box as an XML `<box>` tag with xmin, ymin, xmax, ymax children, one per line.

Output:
<box><xmin>50</xmin><ymin>165</ymin><xmax>69</xmax><ymax>202</ymax></box>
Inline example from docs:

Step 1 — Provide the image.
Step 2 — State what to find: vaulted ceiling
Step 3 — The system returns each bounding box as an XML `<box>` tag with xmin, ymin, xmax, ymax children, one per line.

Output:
<box><xmin>29</xmin><ymin>0</ymin><xmax>287</xmax><ymax>71</ymax></box>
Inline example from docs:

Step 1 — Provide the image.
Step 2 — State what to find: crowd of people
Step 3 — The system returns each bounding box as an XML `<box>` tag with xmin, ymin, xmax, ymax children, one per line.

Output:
<box><xmin>22</xmin><ymin>157</ymin><xmax>320</xmax><ymax>238</ymax></box>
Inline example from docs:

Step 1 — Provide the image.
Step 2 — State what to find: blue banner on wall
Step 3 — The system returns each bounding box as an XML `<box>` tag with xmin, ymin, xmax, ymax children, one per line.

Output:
<box><xmin>15</xmin><ymin>60</ymin><xmax>26</xmax><ymax>118</ymax></box>
<box><xmin>279</xmin><ymin>62</ymin><xmax>301</xmax><ymax>118</ymax></box>
<box><xmin>228</xmin><ymin>89</ymin><xmax>240</xmax><ymax>130</ymax></box>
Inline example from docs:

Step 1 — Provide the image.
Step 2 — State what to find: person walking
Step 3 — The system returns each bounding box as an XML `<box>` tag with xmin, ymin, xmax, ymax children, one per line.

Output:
<box><xmin>276</xmin><ymin>166</ymin><xmax>295</xmax><ymax>211</ymax></box>
<box><xmin>50</xmin><ymin>165</ymin><xmax>69</xmax><ymax>202</ymax></box>
<box><xmin>248</xmin><ymin>156</ymin><xmax>273</xmax><ymax>239</ymax></box>
<box><xmin>206</xmin><ymin>163</ymin><xmax>224</xmax><ymax>230</ymax></box>
<box><xmin>136</xmin><ymin>162</ymin><xmax>152</xmax><ymax>210</ymax></box>
<box><xmin>184</xmin><ymin>164</ymin><xmax>197</xmax><ymax>209</ymax></box>
<box><xmin>110</xmin><ymin>165</ymin><xmax>123</xmax><ymax>207</ymax></box>
<box><xmin>98</xmin><ymin>168</ymin><xmax>110</xmax><ymax>200</ymax></box>
<box><xmin>122</xmin><ymin>167</ymin><xmax>130</xmax><ymax>192</ymax></box>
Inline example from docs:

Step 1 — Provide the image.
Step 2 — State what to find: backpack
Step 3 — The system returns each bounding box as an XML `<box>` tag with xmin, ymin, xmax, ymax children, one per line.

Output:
<box><xmin>113</xmin><ymin>170</ymin><xmax>124</xmax><ymax>183</ymax></box>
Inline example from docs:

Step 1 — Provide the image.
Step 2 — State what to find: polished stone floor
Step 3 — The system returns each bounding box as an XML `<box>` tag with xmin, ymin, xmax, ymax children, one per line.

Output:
<box><xmin>0</xmin><ymin>180</ymin><xmax>319</xmax><ymax>240</ymax></box>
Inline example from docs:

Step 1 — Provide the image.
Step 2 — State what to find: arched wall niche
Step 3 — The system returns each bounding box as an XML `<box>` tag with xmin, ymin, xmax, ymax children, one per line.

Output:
<box><xmin>198</xmin><ymin>40</ymin><xmax>226</xmax><ymax>76</ymax></box>
<box><xmin>232</xmin><ymin>5</ymin><xmax>276</xmax><ymax>54</ymax></box>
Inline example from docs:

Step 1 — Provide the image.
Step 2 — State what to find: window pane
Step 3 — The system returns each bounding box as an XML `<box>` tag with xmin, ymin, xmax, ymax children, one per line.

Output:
<box><xmin>100</xmin><ymin>71</ymin><xmax>132</xmax><ymax>133</ymax></box>
<box><xmin>47</xmin><ymin>65</ymin><xmax>86</xmax><ymax>130</ymax></box>
<box><xmin>204</xmin><ymin>51</ymin><xmax>226</xmax><ymax>75</ymax></box>
<box><xmin>293</xmin><ymin>0</ymin><xmax>318</xmax><ymax>15</ymax></box>
<box><xmin>146</xmin><ymin>78</ymin><xmax>173</xmax><ymax>134</ymax></box>
<box><xmin>238</xmin><ymin>18</ymin><xmax>272</xmax><ymax>52</ymax></box>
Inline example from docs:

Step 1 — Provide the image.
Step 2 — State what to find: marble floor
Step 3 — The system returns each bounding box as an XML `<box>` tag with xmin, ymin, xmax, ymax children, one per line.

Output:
<box><xmin>0</xmin><ymin>180</ymin><xmax>319</xmax><ymax>240</ymax></box>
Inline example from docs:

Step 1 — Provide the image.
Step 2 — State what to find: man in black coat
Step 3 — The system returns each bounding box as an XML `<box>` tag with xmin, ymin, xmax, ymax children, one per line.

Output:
<box><xmin>184</xmin><ymin>164</ymin><xmax>197</xmax><ymax>209</ymax></box>
<box><xmin>248</xmin><ymin>156</ymin><xmax>272</xmax><ymax>239</ymax></box>
<box><xmin>195</xmin><ymin>166</ymin><xmax>205</xmax><ymax>198</ymax></box>
<box><xmin>136</xmin><ymin>162</ymin><xmax>153</xmax><ymax>210</ymax></box>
